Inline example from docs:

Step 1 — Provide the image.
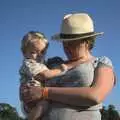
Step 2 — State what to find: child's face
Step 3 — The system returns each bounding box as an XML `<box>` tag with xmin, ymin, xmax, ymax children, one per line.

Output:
<box><xmin>25</xmin><ymin>39</ymin><xmax>47</xmax><ymax>60</ymax></box>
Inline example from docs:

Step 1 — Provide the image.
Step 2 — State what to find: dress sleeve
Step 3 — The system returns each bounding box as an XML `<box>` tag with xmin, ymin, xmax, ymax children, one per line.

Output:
<box><xmin>97</xmin><ymin>56</ymin><xmax>116</xmax><ymax>85</ymax></box>
<box><xmin>97</xmin><ymin>56</ymin><xmax>113</xmax><ymax>68</ymax></box>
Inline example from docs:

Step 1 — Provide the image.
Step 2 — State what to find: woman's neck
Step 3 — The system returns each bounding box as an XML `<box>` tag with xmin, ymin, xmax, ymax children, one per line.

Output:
<box><xmin>68</xmin><ymin>52</ymin><xmax>93</xmax><ymax>63</ymax></box>
<box><xmin>65</xmin><ymin>54</ymin><xmax>94</xmax><ymax>70</ymax></box>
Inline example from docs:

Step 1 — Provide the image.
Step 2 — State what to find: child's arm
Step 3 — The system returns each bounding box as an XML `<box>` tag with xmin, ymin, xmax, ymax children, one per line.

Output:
<box><xmin>34</xmin><ymin>64</ymin><xmax>68</xmax><ymax>80</ymax></box>
<box><xmin>22</xmin><ymin>59</ymin><xmax>48</xmax><ymax>82</ymax></box>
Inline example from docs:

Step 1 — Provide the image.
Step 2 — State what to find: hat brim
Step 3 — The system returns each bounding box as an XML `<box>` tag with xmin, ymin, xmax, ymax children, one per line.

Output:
<box><xmin>52</xmin><ymin>32</ymin><xmax>104</xmax><ymax>42</ymax></box>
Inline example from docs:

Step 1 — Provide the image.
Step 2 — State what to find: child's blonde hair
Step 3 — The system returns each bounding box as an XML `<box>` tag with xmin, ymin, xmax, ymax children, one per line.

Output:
<box><xmin>21</xmin><ymin>31</ymin><xmax>48</xmax><ymax>55</ymax></box>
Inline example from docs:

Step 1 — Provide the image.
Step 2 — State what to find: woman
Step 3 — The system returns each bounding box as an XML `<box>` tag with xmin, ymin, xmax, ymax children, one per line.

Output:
<box><xmin>20</xmin><ymin>13</ymin><xmax>115</xmax><ymax>120</ymax></box>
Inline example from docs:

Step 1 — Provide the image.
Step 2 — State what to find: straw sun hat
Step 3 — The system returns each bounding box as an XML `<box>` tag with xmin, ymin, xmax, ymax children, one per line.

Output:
<box><xmin>52</xmin><ymin>13</ymin><xmax>104</xmax><ymax>41</ymax></box>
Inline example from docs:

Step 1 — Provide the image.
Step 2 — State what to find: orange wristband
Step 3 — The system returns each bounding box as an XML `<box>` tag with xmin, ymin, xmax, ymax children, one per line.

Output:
<box><xmin>42</xmin><ymin>87</ymin><xmax>49</xmax><ymax>99</ymax></box>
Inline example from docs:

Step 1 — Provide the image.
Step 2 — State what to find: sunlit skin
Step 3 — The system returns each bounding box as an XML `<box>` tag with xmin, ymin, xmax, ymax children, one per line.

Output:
<box><xmin>62</xmin><ymin>40</ymin><xmax>94</xmax><ymax>69</ymax></box>
<box><xmin>21</xmin><ymin>39</ymin><xmax>115</xmax><ymax>107</ymax></box>
<box><xmin>64</xmin><ymin>40</ymin><xmax>90</xmax><ymax>59</ymax></box>
<box><xmin>24</xmin><ymin>39</ymin><xmax>46</xmax><ymax>61</ymax></box>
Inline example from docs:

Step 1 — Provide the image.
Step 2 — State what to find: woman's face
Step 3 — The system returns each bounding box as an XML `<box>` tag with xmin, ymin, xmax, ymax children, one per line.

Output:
<box><xmin>63</xmin><ymin>40</ymin><xmax>89</xmax><ymax>60</ymax></box>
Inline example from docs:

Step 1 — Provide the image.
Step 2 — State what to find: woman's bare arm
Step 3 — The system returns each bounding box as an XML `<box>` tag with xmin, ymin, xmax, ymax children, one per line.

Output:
<box><xmin>21</xmin><ymin>66</ymin><xmax>115</xmax><ymax>106</ymax></box>
<box><xmin>47</xmin><ymin>66</ymin><xmax>114</xmax><ymax>106</ymax></box>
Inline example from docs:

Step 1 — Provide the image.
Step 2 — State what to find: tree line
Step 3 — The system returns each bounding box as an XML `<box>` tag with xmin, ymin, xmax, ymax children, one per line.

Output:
<box><xmin>0</xmin><ymin>103</ymin><xmax>120</xmax><ymax>120</ymax></box>
<box><xmin>100</xmin><ymin>105</ymin><xmax>120</xmax><ymax>120</ymax></box>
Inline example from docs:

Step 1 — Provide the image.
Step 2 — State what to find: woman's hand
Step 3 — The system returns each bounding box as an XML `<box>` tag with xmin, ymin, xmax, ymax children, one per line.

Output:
<box><xmin>20</xmin><ymin>82</ymin><xmax>43</xmax><ymax>104</ymax></box>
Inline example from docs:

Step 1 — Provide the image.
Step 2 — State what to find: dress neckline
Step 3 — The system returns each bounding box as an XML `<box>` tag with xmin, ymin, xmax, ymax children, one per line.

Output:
<box><xmin>65</xmin><ymin>56</ymin><xmax>97</xmax><ymax>71</ymax></box>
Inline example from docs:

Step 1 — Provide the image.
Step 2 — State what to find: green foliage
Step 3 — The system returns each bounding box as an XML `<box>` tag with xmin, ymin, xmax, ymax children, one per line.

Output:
<box><xmin>0</xmin><ymin>103</ymin><xmax>120</xmax><ymax>120</ymax></box>
<box><xmin>101</xmin><ymin>104</ymin><xmax>120</xmax><ymax>120</ymax></box>
<box><xmin>0</xmin><ymin>103</ymin><xmax>24</xmax><ymax>120</ymax></box>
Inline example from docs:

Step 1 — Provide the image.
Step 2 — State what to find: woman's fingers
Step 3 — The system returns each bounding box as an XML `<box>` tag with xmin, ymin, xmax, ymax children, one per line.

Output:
<box><xmin>28</xmin><ymin>86</ymin><xmax>43</xmax><ymax>100</ymax></box>
<box><xmin>20</xmin><ymin>84</ymin><xmax>31</xmax><ymax>103</ymax></box>
<box><xmin>20</xmin><ymin>84</ymin><xmax>43</xmax><ymax>103</ymax></box>
<box><xmin>29</xmin><ymin>80</ymin><xmax>41</xmax><ymax>86</ymax></box>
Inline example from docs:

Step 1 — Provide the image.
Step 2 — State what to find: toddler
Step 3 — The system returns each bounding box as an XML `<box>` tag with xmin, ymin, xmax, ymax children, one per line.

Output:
<box><xmin>19</xmin><ymin>31</ymin><xmax>67</xmax><ymax>120</ymax></box>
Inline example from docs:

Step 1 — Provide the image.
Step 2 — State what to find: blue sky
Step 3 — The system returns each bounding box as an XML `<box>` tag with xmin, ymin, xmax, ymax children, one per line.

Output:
<box><xmin>0</xmin><ymin>0</ymin><xmax>120</xmax><ymax>116</ymax></box>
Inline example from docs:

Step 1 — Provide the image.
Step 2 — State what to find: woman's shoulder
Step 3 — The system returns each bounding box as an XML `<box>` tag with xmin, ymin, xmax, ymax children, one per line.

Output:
<box><xmin>95</xmin><ymin>56</ymin><xmax>113</xmax><ymax>68</ymax></box>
